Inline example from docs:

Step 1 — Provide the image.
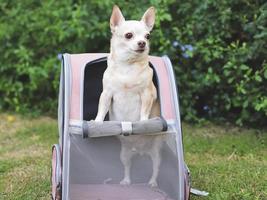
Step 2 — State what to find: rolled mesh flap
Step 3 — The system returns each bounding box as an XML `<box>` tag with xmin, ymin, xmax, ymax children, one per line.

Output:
<box><xmin>132</xmin><ymin>117</ymin><xmax>167</xmax><ymax>135</ymax></box>
<box><xmin>83</xmin><ymin>121</ymin><xmax>122</xmax><ymax>138</ymax></box>
<box><xmin>83</xmin><ymin>117</ymin><xmax>167</xmax><ymax>138</ymax></box>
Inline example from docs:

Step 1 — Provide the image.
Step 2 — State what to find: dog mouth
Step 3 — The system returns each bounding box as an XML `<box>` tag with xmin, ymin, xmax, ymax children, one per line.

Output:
<box><xmin>135</xmin><ymin>48</ymin><xmax>146</xmax><ymax>53</ymax></box>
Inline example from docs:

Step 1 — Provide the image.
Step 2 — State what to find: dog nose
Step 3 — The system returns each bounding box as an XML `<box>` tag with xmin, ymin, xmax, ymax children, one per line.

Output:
<box><xmin>138</xmin><ymin>41</ymin><xmax>146</xmax><ymax>48</ymax></box>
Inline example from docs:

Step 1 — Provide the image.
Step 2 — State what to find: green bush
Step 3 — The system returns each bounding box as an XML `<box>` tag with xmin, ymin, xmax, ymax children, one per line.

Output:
<box><xmin>0</xmin><ymin>0</ymin><xmax>266</xmax><ymax>126</ymax></box>
<box><xmin>167</xmin><ymin>0</ymin><xmax>267</xmax><ymax>126</ymax></box>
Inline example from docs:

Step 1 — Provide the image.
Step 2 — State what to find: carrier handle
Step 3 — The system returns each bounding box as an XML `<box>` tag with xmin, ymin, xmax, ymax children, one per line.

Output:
<box><xmin>69</xmin><ymin>117</ymin><xmax>167</xmax><ymax>138</ymax></box>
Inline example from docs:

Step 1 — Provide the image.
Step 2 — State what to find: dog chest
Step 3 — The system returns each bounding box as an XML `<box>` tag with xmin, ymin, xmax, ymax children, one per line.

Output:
<box><xmin>109</xmin><ymin>91</ymin><xmax>141</xmax><ymax>121</ymax></box>
<box><xmin>104</xmin><ymin>62</ymin><xmax>152</xmax><ymax>93</ymax></box>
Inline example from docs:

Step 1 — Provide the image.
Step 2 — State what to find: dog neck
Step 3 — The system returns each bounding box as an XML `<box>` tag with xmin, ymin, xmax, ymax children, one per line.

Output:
<box><xmin>109</xmin><ymin>37</ymin><xmax>149</xmax><ymax>68</ymax></box>
<box><xmin>110</xmin><ymin>50</ymin><xmax>149</xmax><ymax>69</ymax></box>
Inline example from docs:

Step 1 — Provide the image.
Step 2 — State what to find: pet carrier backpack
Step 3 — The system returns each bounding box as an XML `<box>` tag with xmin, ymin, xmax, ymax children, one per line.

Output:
<box><xmin>51</xmin><ymin>53</ymin><xmax>194</xmax><ymax>200</ymax></box>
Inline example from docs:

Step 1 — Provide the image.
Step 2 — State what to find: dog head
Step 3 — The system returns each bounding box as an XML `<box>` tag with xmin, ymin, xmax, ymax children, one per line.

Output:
<box><xmin>110</xmin><ymin>5</ymin><xmax>155</xmax><ymax>62</ymax></box>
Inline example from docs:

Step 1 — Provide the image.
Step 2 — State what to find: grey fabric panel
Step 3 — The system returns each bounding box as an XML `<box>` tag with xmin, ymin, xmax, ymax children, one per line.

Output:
<box><xmin>84</xmin><ymin>117</ymin><xmax>167</xmax><ymax>137</ymax></box>
<box><xmin>163</xmin><ymin>56</ymin><xmax>186</xmax><ymax>199</ymax></box>
<box><xmin>58</xmin><ymin>57</ymin><xmax>64</xmax><ymax>147</ymax></box>
<box><xmin>62</xmin><ymin>54</ymin><xmax>72</xmax><ymax>200</ymax></box>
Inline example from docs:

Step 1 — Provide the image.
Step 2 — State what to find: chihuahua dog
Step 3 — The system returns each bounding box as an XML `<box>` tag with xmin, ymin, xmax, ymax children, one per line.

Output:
<box><xmin>95</xmin><ymin>5</ymin><xmax>163</xmax><ymax>187</ymax></box>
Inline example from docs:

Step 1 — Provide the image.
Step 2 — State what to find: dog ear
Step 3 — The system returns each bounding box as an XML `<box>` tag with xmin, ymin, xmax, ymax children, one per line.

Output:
<box><xmin>110</xmin><ymin>5</ymin><xmax>125</xmax><ymax>32</ymax></box>
<box><xmin>141</xmin><ymin>7</ymin><xmax>155</xmax><ymax>31</ymax></box>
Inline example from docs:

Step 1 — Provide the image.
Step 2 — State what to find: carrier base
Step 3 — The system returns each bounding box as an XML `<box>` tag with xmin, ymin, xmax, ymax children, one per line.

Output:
<box><xmin>70</xmin><ymin>184</ymin><xmax>174</xmax><ymax>200</ymax></box>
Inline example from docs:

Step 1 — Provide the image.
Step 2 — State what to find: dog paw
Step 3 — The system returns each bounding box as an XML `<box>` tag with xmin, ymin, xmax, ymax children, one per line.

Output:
<box><xmin>148</xmin><ymin>180</ymin><xmax>158</xmax><ymax>188</ymax></box>
<box><xmin>94</xmin><ymin>118</ymin><xmax>104</xmax><ymax>123</ymax></box>
<box><xmin>120</xmin><ymin>178</ymin><xmax>131</xmax><ymax>186</ymax></box>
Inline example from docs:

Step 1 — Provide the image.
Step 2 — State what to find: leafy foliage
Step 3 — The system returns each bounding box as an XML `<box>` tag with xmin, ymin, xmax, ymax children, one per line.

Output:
<box><xmin>0</xmin><ymin>0</ymin><xmax>266</xmax><ymax>126</ymax></box>
<box><xmin>167</xmin><ymin>0</ymin><xmax>267</xmax><ymax>126</ymax></box>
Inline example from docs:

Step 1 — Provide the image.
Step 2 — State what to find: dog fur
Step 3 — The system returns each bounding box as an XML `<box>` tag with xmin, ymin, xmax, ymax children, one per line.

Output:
<box><xmin>95</xmin><ymin>5</ymin><xmax>163</xmax><ymax>187</ymax></box>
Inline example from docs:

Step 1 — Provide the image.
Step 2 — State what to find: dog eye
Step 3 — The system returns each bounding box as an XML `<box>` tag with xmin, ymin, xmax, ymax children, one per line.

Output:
<box><xmin>125</xmin><ymin>33</ymin><xmax>133</xmax><ymax>39</ymax></box>
<box><xmin>145</xmin><ymin>33</ymin><xmax>150</xmax><ymax>40</ymax></box>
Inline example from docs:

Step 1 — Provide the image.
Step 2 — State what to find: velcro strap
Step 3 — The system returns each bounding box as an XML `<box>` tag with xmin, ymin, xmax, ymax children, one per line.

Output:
<box><xmin>121</xmin><ymin>121</ymin><xmax>133</xmax><ymax>136</ymax></box>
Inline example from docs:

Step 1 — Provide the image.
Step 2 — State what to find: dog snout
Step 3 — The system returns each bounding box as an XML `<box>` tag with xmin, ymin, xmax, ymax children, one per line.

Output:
<box><xmin>138</xmin><ymin>41</ymin><xmax>146</xmax><ymax>48</ymax></box>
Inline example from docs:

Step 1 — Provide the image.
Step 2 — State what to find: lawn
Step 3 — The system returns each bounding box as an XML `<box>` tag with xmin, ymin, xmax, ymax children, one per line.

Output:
<box><xmin>0</xmin><ymin>113</ymin><xmax>57</xmax><ymax>200</ymax></box>
<box><xmin>0</xmin><ymin>113</ymin><xmax>266</xmax><ymax>200</ymax></box>
<box><xmin>183</xmin><ymin>123</ymin><xmax>267</xmax><ymax>200</ymax></box>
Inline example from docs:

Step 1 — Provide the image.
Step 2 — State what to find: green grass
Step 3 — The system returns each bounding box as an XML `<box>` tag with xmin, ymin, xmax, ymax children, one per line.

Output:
<box><xmin>183</xmin><ymin>123</ymin><xmax>267</xmax><ymax>200</ymax></box>
<box><xmin>0</xmin><ymin>113</ymin><xmax>57</xmax><ymax>200</ymax></box>
<box><xmin>0</xmin><ymin>113</ymin><xmax>266</xmax><ymax>200</ymax></box>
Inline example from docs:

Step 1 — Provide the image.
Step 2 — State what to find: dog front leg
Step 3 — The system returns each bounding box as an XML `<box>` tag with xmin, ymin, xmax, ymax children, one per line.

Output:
<box><xmin>120</xmin><ymin>146</ymin><xmax>134</xmax><ymax>185</ymax></box>
<box><xmin>148</xmin><ymin>150</ymin><xmax>161</xmax><ymax>187</ymax></box>
<box><xmin>140</xmin><ymin>83</ymin><xmax>156</xmax><ymax>120</ymax></box>
<box><xmin>95</xmin><ymin>90</ymin><xmax>112</xmax><ymax>122</ymax></box>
